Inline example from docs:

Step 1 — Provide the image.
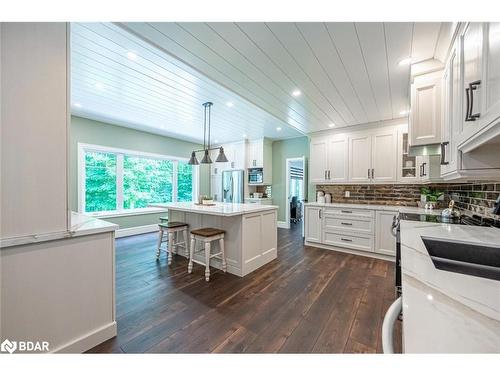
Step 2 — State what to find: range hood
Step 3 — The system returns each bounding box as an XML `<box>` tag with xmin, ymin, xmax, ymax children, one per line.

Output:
<box><xmin>408</xmin><ymin>144</ymin><xmax>442</xmax><ymax>157</ymax></box>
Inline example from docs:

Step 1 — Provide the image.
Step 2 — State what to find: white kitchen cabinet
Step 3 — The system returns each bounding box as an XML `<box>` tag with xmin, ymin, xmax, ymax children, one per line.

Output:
<box><xmin>309</xmin><ymin>138</ymin><xmax>329</xmax><ymax>183</ymax></box>
<box><xmin>328</xmin><ymin>136</ymin><xmax>349</xmax><ymax>182</ymax></box>
<box><xmin>348</xmin><ymin>130</ymin><xmax>397</xmax><ymax>184</ymax></box>
<box><xmin>398</xmin><ymin>131</ymin><xmax>419</xmax><ymax>182</ymax></box>
<box><xmin>409</xmin><ymin>71</ymin><xmax>443</xmax><ymax>146</ymax></box>
<box><xmin>305</xmin><ymin>206</ymin><xmax>322</xmax><ymax>243</ymax></box>
<box><xmin>371</xmin><ymin>130</ymin><xmax>397</xmax><ymax>182</ymax></box>
<box><xmin>349</xmin><ymin>133</ymin><xmax>372</xmax><ymax>183</ymax></box>
<box><xmin>309</xmin><ymin>134</ymin><xmax>348</xmax><ymax>183</ymax></box>
<box><xmin>246</xmin><ymin>138</ymin><xmax>272</xmax><ymax>184</ymax></box>
<box><xmin>440</xmin><ymin>40</ymin><xmax>461</xmax><ymax>178</ymax></box>
<box><xmin>375</xmin><ymin>211</ymin><xmax>397</xmax><ymax>256</ymax></box>
<box><xmin>438</xmin><ymin>22</ymin><xmax>500</xmax><ymax>179</ymax></box>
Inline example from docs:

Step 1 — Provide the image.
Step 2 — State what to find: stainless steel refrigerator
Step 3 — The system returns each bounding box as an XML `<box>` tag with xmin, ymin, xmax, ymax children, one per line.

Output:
<box><xmin>222</xmin><ymin>170</ymin><xmax>244</xmax><ymax>203</ymax></box>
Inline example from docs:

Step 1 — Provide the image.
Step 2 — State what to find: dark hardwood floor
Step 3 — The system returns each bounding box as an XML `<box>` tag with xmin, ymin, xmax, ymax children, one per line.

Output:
<box><xmin>87</xmin><ymin>223</ymin><xmax>401</xmax><ymax>353</ymax></box>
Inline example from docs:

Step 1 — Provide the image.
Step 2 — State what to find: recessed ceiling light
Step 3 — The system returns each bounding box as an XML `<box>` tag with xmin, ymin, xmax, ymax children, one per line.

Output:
<box><xmin>276</xmin><ymin>127</ymin><xmax>282</xmax><ymax>131</ymax></box>
<box><xmin>127</xmin><ymin>51</ymin><xmax>138</xmax><ymax>60</ymax></box>
<box><xmin>400</xmin><ymin>110</ymin><xmax>409</xmax><ymax>116</ymax></box>
<box><xmin>292</xmin><ymin>90</ymin><xmax>301</xmax><ymax>97</ymax></box>
<box><xmin>73</xmin><ymin>102</ymin><xmax>82</xmax><ymax>108</ymax></box>
<box><xmin>398</xmin><ymin>57</ymin><xmax>412</xmax><ymax>66</ymax></box>
<box><xmin>242</xmin><ymin>134</ymin><xmax>248</xmax><ymax>138</ymax></box>
<box><xmin>226</xmin><ymin>101</ymin><xmax>234</xmax><ymax>107</ymax></box>
<box><xmin>95</xmin><ymin>82</ymin><xmax>104</xmax><ymax>90</ymax></box>
<box><xmin>328</xmin><ymin>123</ymin><xmax>335</xmax><ymax>128</ymax></box>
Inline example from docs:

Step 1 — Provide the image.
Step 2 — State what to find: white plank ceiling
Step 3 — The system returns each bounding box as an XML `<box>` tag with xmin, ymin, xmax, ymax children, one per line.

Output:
<box><xmin>72</xmin><ymin>22</ymin><xmax>447</xmax><ymax>143</ymax></box>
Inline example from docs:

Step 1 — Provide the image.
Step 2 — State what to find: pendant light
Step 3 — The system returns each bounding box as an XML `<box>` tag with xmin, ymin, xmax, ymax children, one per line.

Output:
<box><xmin>188</xmin><ymin>102</ymin><xmax>229</xmax><ymax>165</ymax></box>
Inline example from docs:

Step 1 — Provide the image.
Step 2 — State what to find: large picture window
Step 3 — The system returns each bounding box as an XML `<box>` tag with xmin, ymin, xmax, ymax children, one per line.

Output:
<box><xmin>79</xmin><ymin>143</ymin><xmax>197</xmax><ymax>215</ymax></box>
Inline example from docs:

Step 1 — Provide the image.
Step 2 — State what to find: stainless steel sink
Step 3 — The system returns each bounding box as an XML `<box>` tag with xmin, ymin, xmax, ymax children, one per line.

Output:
<box><xmin>421</xmin><ymin>237</ymin><xmax>500</xmax><ymax>281</ymax></box>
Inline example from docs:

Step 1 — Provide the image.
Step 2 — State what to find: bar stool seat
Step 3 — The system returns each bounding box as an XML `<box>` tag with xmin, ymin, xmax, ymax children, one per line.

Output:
<box><xmin>159</xmin><ymin>216</ymin><xmax>168</xmax><ymax>223</ymax></box>
<box><xmin>188</xmin><ymin>228</ymin><xmax>226</xmax><ymax>282</ymax></box>
<box><xmin>156</xmin><ymin>222</ymin><xmax>188</xmax><ymax>265</ymax></box>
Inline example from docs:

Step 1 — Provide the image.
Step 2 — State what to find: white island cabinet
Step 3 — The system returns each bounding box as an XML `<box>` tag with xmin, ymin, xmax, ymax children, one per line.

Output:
<box><xmin>150</xmin><ymin>202</ymin><xmax>278</xmax><ymax>277</ymax></box>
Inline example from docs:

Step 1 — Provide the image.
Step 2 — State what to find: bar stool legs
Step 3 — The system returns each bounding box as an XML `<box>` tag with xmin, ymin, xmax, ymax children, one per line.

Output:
<box><xmin>157</xmin><ymin>222</ymin><xmax>188</xmax><ymax>265</ymax></box>
<box><xmin>168</xmin><ymin>231</ymin><xmax>175</xmax><ymax>265</ymax></box>
<box><xmin>219</xmin><ymin>238</ymin><xmax>226</xmax><ymax>272</ymax></box>
<box><xmin>188</xmin><ymin>229</ymin><xmax>226</xmax><ymax>282</ymax></box>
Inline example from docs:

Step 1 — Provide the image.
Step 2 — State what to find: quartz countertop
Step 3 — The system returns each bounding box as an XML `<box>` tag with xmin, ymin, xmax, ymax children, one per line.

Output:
<box><xmin>304</xmin><ymin>201</ymin><xmax>443</xmax><ymax>215</ymax></box>
<box><xmin>1</xmin><ymin>212</ymin><xmax>118</xmax><ymax>248</ymax></box>
<box><xmin>70</xmin><ymin>211</ymin><xmax>119</xmax><ymax>237</ymax></box>
<box><xmin>150</xmin><ymin>202</ymin><xmax>278</xmax><ymax>217</ymax></box>
<box><xmin>400</xmin><ymin>220</ymin><xmax>500</xmax><ymax>353</ymax></box>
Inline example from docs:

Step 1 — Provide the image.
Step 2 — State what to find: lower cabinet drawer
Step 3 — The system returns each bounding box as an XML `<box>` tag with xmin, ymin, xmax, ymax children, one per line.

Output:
<box><xmin>323</xmin><ymin>215</ymin><xmax>374</xmax><ymax>234</ymax></box>
<box><xmin>323</xmin><ymin>231</ymin><xmax>374</xmax><ymax>252</ymax></box>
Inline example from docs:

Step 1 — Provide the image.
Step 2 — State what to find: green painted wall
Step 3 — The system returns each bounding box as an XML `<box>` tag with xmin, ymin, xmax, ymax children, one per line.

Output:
<box><xmin>271</xmin><ymin>136</ymin><xmax>314</xmax><ymax>222</ymax></box>
<box><xmin>70</xmin><ymin>116</ymin><xmax>210</xmax><ymax>229</ymax></box>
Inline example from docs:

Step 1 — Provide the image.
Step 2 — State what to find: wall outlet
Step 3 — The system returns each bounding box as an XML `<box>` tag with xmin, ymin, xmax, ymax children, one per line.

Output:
<box><xmin>345</xmin><ymin>191</ymin><xmax>350</xmax><ymax>198</ymax></box>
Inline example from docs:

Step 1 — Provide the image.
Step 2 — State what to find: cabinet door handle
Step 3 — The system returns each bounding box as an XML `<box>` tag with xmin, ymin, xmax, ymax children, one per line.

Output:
<box><xmin>440</xmin><ymin>142</ymin><xmax>449</xmax><ymax>165</ymax></box>
<box><xmin>341</xmin><ymin>222</ymin><xmax>353</xmax><ymax>226</ymax></box>
<box><xmin>422</xmin><ymin>162</ymin><xmax>427</xmax><ymax>177</ymax></box>
<box><xmin>465</xmin><ymin>80</ymin><xmax>481</xmax><ymax>121</ymax></box>
<box><xmin>324</xmin><ymin>170</ymin><xmax>327</xmax><ymax>180</ymax></box>
<box><xmin>341</xmin><ymin>210</ymin><xmax>352</xmax><ymax>214</ymax></box>
<box><xmin>319</xmin><ymin>209</ymin><xmax>322</xmax><ymax>219</ymax></box>
<box><xmin>368</xmin><ymin>168</ymin><xmax>370</xmax><ymax>179</ymax></box>
<box><xmin>341</xmin><ymin>238</ymin><xmax>353</xmax><ymax>242</ymax></box>
<box><xmin>328</xmin><ymin>170</ymin><xmax>331</xmax><ymax>179</ymax></box>
<box><xmin>371</xmin><ymin>168</ymin><xmax>374</xmax><ymax>179</ymax></box>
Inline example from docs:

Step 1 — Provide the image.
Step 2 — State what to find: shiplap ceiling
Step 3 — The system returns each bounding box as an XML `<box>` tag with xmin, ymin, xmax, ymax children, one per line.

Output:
<box><xmin>71</xmin><ymin>22</ymin><xmax>302</xmax><ymax>144</ymax></box>
<box><xmin>72</xmin><ymin>22</ymin><xmax>447</xmax><ymax>143</ymax></box>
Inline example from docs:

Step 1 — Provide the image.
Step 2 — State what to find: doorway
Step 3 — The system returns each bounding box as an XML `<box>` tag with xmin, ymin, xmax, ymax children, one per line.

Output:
<box><xmin>285</xmin><ymin>156</ymin><xmax>307</xmax><ymax>235</ymax></box>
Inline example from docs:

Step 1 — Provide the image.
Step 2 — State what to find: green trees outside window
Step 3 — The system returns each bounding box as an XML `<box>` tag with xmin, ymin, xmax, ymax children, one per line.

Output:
<box><xmin>85</xmin><ymin>151</ymin><xmax>117</xmax><ymax>212</ymax></box>
<box><xmin>123</xmin><ymin>156</ymin><xmax>173</xmax><ymax>209</ymax></box>
<box><xmin>177</xmin><ymin>161</ymin><xmax>193</xmax><ymax>202</ymax></box>
<box><xmin>83</xmin><ymin>148</ymin><xmax>194</xmax><ymax>214</ymax></box>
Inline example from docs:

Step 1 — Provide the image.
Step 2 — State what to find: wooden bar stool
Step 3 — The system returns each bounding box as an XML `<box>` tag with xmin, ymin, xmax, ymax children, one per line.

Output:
<box><xmin>156</xmin><ymin>222</ymin><xmax>189</xmax><ymax>265</ymax></box>
<box><xmin>188</xmin><ymin>228</ymin><xmax>226</xmax><ymax>282</ymax></box>
<box><xmin>159</xmin><ymin>216</ymin><xmax>168</xmax><ymax>223</ymax></box>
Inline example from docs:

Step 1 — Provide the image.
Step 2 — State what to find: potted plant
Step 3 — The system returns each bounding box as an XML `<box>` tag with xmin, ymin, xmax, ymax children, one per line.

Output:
<box><xmin>420</xmin><ymin>187</ymin><xmax>444</xmax><ymax>208</ymax></box>
<box><xmin>201</xmin><ymin>195</ymin><xmax>214</xmax><ymax>205</ymax></box>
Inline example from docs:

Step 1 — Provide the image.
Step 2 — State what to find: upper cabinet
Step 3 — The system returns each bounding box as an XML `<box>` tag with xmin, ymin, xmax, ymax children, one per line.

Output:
<box><xmin>438</xmin><ymin>22</ymin><xmax>500</xmax><ymax>179</ymax></box>
<box><xmin>456</xmin><ymin>23</ymin><xmax>500</xmax><ymax>154</ymax></box>
<box><xmin>398</xmin><ymin>131</ymin><xmax>419</xmax><ymax>182</ymax></box>
<box><xmin>310</xmin><ymin>126</ymin><xmax>399</xmax><ymax>185</ymax></box>
<box><xmin>246</xmin><ymin>138</ymin><xmax>273</xmax><ymax>185</ymax></box>
<box><xmin>409</xmin><ymin>71</ymin><xmax>443</xmax><ymax>146</ymax></box>
<box><xmin>310</xmin><ymin>134</ymin><xmax>348</xmax><ymax>184</ymax></box>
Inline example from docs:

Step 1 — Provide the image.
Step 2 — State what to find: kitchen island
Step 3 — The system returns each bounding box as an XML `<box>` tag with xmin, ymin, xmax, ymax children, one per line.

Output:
<box><xmin>149</xmin><ymin>202</ymin><xmax>278</xmax><ymax>277</ymax></box>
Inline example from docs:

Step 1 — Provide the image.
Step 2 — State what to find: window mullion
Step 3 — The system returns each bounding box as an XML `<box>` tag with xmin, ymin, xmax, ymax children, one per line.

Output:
<box><xmin>173</xmin><ymin>160</ymin><xmax>178</xmax><ymax>203</ymax></box>
<box><xmin>116</xmin><ymin>153</ymin><xmax>124</xmax><ymax>211</ymax></box>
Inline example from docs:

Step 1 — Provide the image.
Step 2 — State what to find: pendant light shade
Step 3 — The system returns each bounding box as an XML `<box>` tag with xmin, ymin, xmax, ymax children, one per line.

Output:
<box><xmin>215</xmin><ymin>147</ymin><xmax>228</xmax><ymax>163</ymax></box>
<box><xmin>200</xmin><ymin>149</ymin><xmax>213</xmax><ymax>164</ymax></box>
<box><xmin>188</xmin><ymin>151</ymin><xmax>199</xmax><ymax>165</ymax></box>
<box><xmin>188</xmin><ymin>102</ymin><xmax>229</xmax><ymax>166</ymax></box>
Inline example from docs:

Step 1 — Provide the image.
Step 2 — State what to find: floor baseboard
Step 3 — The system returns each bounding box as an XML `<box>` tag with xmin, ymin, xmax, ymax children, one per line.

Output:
<box><xmin>277</xmin><ymin>221</ymin><xmax>290</xmax><ymax>229</ymax></box>
<box><xmin>116</xmin><ymin>224</ymin><xmax>158</xmax><ymax>238</ymax></box>
<box><xmin>51</xmin><ymin>321</ymin><xmax>117</xmax><ymax>353</ymax></box>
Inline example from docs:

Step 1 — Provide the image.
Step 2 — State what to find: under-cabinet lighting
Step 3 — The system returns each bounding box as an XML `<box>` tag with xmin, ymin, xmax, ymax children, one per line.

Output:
<box><xmin>292</xmin><ymin>90</ymin><xmax>301</xmax><ymax>97</ymax></box>
<box><xmin>127</xmin><ymin>51</ymin><xmax>138</xmax><ymax>60</ymax></box>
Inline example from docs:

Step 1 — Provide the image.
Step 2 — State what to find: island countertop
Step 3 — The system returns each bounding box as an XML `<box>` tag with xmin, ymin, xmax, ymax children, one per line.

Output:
<box><xmin>149</xmin><ymin>202</ymin><xmax>278</xmax><ymax>217</ymax></box>
<box><xmin>400</xmin><ymin>220</ymin><xmax>500</xmax><ymax>353</ymax></box>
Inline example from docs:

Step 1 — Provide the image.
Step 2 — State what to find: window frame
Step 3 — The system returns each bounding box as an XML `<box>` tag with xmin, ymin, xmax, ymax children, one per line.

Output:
<box><xmin>78</xmin><ymin>143</ymin><xmax>199</xmax><ymax>216</ymax></box>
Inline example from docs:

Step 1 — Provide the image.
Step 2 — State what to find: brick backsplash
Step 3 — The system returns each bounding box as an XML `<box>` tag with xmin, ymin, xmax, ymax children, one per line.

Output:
<box><xmin>316</xmin><ymin>181</ymin><xmax>500</xmax><ymax>220</ymax></box>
